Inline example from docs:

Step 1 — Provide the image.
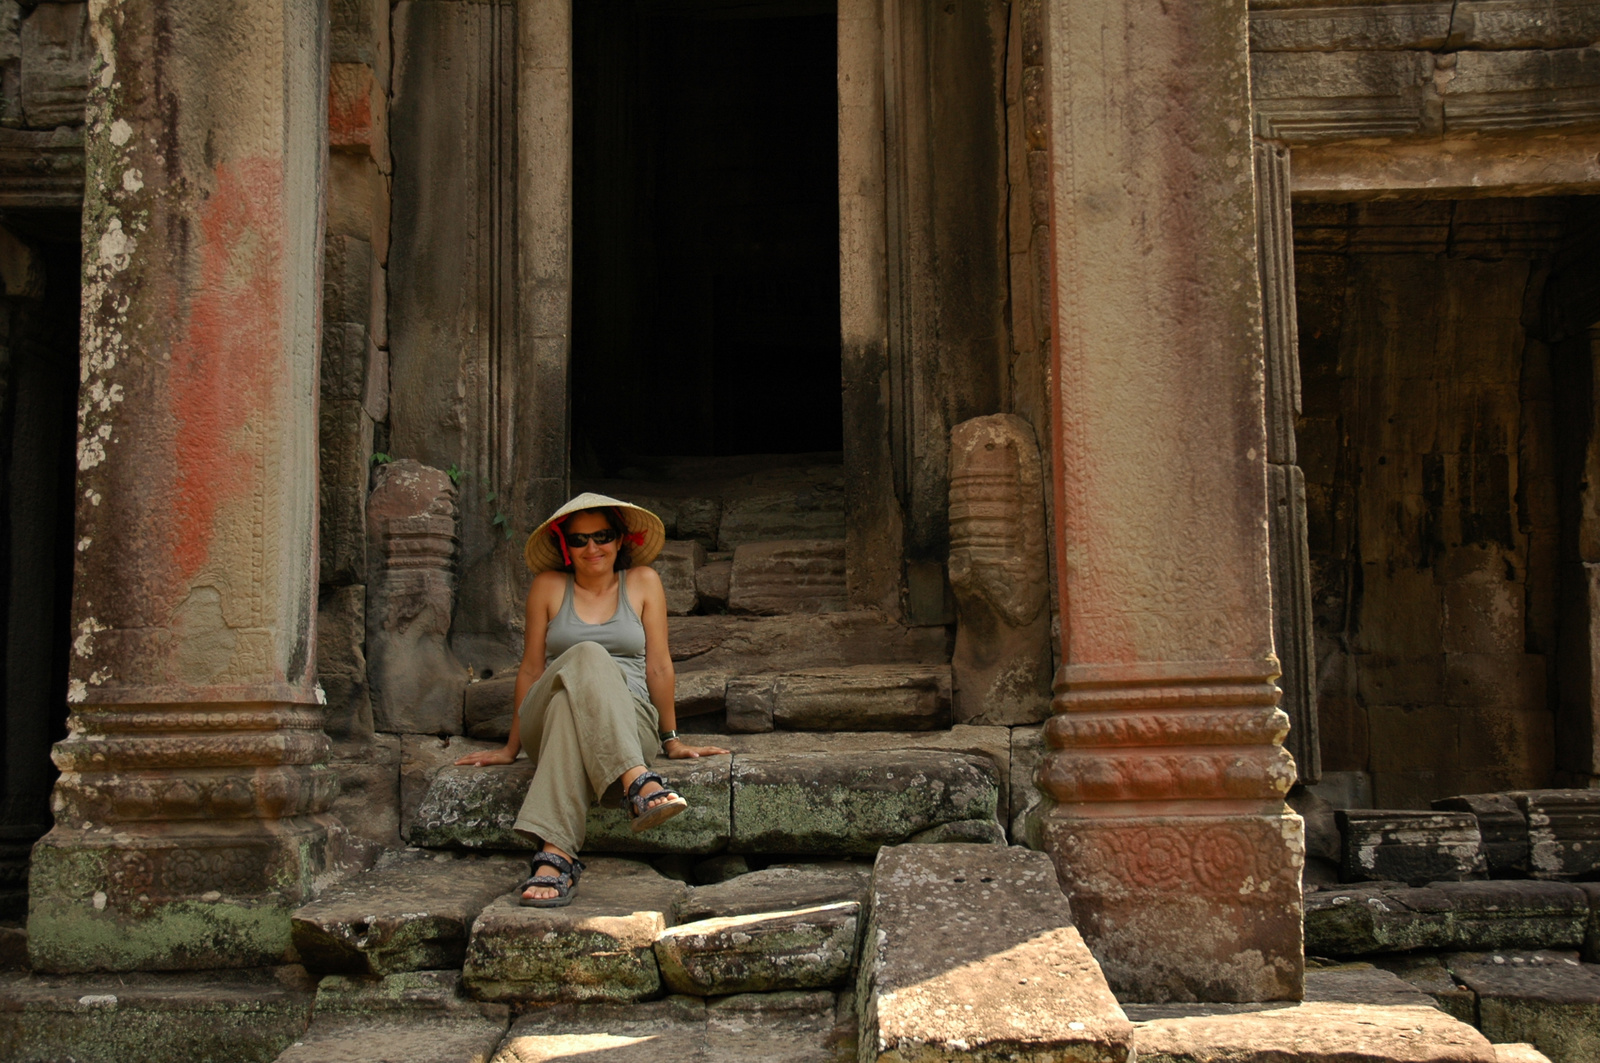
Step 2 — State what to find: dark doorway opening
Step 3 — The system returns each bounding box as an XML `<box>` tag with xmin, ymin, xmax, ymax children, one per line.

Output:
<box><xmin>0</xmin><ymin>209</ymin><xmax>78</xmax><ymax>917</ymax></box>
<box><xmin>571</xmin><ymin>0</ymin><xmax>841</xmax><ymax>478</ymax></box>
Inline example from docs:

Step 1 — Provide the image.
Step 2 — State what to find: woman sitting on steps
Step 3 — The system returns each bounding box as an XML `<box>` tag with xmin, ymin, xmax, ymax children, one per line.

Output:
<box><xmin>455</xmin><ymin>493</ymin><xmax>729</xmax><ymax>906</ymax></box>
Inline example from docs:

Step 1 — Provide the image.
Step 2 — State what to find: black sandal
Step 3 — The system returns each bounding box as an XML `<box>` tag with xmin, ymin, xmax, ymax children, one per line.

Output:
<box><xmin>519</xmin><ymin>850</ymin><xmax>585</xmax><ymax>908</ymax></box>
<box><xmin>626</xmin><ymin>771</ymin><xmax>688</xmax><ymax>833</ymax></box>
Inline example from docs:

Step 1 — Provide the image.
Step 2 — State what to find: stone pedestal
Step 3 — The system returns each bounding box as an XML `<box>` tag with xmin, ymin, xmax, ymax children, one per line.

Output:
<box><xmin>1032</xmin><ymin>0</ymin><xmax>1304</xmax><ymax>1001</ymax></box>
<box><xmin>26</xmin><ymin>0</ymin><xmax>333</xmax><ymax>972</ymax></box>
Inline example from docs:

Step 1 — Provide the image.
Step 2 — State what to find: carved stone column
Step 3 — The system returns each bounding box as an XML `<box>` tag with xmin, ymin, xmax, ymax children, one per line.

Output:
<box><xmin>1030</xmin><ymin>0</ymin><xmax>1305</xmax><ymax>1002</ymax></box>
<box><xmin>948</xmin><ymin>414</ymin><xmax>1052</xmax><ymax>725</ymax></box>
<box><xmin>27</xmin><ymin>0</ymin><xmax>333</xmax><ymax>972</ymax></box>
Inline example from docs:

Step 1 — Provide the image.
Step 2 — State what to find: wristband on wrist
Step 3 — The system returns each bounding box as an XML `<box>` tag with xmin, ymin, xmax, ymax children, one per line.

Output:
<box><xmin>659</xmin><ymin>730</ymin><xmax>680</xmax><ymax>744</ymax></box>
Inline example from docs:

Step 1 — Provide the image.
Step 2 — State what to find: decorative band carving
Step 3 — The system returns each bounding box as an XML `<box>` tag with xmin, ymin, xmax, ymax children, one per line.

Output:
<box><xmin>1038</xmin><ymin>815</ymin><xmax>1304</xmax><ymax>897</ymax></box>
<box><xmin>1046</xmin><ymin>706</ymin><xmax>1290</xmax><ymax>748</ymax></box>
<box><xmin>52</xmin><ymin>729</ymin><xmax>329</xmax><ymax>772</ymax></box>
<box><xmin>52</xmin><ymin>764</ymin><xmax>340</xmax><ymax>822</ymax></box>
<box><xmin>1037</xmin><ymin>745</ymin><xmax>1297</xmax><ymax>803</ymax></box>
<box><xmin>70</xmin><ymin>707</ymin><xmax>326</xmax><ymax>734</ymax></box>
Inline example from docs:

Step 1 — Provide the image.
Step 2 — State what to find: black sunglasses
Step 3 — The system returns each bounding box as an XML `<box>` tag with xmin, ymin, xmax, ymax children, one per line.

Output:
<box><xmin>558</xmin><ymin>528</ymin><xmax>620</xmax><ymax>548</ymax></box>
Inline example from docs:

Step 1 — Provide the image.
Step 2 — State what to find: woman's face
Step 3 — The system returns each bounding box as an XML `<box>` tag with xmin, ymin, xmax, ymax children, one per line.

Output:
<box><xmin>563</xmin><ymin>511</ymin><xmax>620</xmax><ymax>578</ymax></box>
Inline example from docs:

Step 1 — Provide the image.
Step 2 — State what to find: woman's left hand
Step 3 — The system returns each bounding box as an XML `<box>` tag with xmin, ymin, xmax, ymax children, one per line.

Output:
<box><xmin>665</xmin><ymin>738</ymin><xmax>730</xmax><ymax>759</ymax></box>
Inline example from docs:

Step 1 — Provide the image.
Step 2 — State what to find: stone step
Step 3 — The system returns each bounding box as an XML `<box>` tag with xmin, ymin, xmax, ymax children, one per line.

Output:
<box><xmin>727</xmin><ymin>539</ymin><xmax>847</xmax><ymax>615</ymax></box>
<box><xmin>655</xmin><ymin>902</ymin><xmax>861</xmax><ymax>997</ymax></box>
<box><xmin>290</xmin><ymin>850</ymin><xmax>526</xmax><ymax>975</ymax></box>
<box><xmin>857</xmin><ymin>843</ymin><xmax>1133</xmax><ymax>1062</ymax></box>
<box><xmin>1305</xmin><ymin>880</ymin><xmax>1592</xmax><ymax>956</ymax></box>
<box><xmin>409</xmin><ymin>746</ymin><xmax>1001</xmax><ymax>857</ymax></box>
<box><xmin>0</xmin><ymin>966</ymin><xmax>317</xmax><ymax>1063</ymax></box>
<box><xmin>723</xmin><ymin>665</ymin><xmax>952</xmax><ymax>733</ymax></box>
<box><xmin>466</xmin><ymin>663</ymin><xmax>953</xmax><ymax>741</ymax></box>
<box><xmin>490</xmin><ymin>992</ymin><xmax>855</xmax><ymax>1063</ymax></box>
<box><xmin>272</xmin><ymin>971</ymin><xmax>509</xmax><ymax>1063</ymax></box>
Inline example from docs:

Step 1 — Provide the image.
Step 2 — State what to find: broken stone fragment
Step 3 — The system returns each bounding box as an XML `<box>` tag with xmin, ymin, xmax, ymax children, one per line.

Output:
<box><xmin>724</xmin><ymin>665</ymin><xmax>952</xmax><ymax>733</ymax></box>
<box><xmin>731</xmin><ymin>750</ymin><xmax>999</xmax><ymax>855</ymax></box>
<box><xmin>654</xmin><ymin>902</ymin><xmax>861</xmax><ymax>996</ymax></box>
<box><xmin>291</xmin><ymin>849</ymin><xmax>526</xmax><ymax>975</ymax></box>
<box><xmin>462</xmin><ymin>857</ymin><xmax>686</xmax><ymax>1004</ymax></box>
<box><xmin>1305</xmin><ymin>881</ymin><xmax>1590</xmax><ymax>956</ymax></box>
<box><xmin>858</xmin><ymin>843</ymin><xmax>1133</xmax><ymax>1062</ymax></box>
<box><xmin>1337</xmin><ymin>809</ymin><xmax>1486</xmax><ymax>884</ymax></box>
<box><xmin>676</xmin><ymin>864</ymin><xmax>870</xmax><ymax>923</ymax></box>
<box><xmin>1434</xmin><ymin>793</ymin><xmax>1530</xmax><ymax>876</ymax></box>
<box><xmin>1512</xmin><ymin>790</ymin><xmax>1600</xmax><ymax>881</ymax></box>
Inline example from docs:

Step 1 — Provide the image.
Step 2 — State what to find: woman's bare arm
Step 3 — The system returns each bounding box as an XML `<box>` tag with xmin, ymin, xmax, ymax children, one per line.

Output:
<box><xmin>634</xmin><ymin>565</ymin><xmax>728</xmax><ymax>759</ymax></box>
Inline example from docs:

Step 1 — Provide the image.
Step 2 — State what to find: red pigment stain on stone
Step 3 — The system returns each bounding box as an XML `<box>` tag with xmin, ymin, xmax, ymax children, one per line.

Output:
<box><xmin>328</xmin><ymin>63</ymin><xmax>373</xmax><ymax>148</ymax></box>
<box><xmin>168</xmin><ymin>157</ymin><xmax>283</xmax><ymax>582</ymax></box>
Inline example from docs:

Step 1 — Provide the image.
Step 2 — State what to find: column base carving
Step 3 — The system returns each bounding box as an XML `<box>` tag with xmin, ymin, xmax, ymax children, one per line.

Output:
<box><xmin>26</xmin><ymin>816</ymin><xmax>337</xmax><ymax>973</ymax></box>
<box><xmin>1027</xmin><ymin>807</ymin><xmax>1305</xmax><ymax>1003</ymax></box>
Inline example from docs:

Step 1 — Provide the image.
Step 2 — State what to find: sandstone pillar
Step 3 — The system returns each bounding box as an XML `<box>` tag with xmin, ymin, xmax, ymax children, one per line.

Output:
<box><xmin>1031</xmin><ymin>0</ymin><xmax>1305</xmax><ymax>1001</ymax></box>
<box><xmin>27</xmin><ymin>0</ymin><xmax>333</xmax><ymax>971</ymax></box>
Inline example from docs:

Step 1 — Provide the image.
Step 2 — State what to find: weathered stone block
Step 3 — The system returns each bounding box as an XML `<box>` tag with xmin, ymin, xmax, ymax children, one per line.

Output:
<box><xmin>655</xmin><ymin>902</ymin><xmax>860</xmax><ymax>996</ymax></box>
<box><xmin>291</xmin><ymin>850</ymin><xmax>525</xmax><ymax>975</ymax></box>
<box><xmin>1373</xmin><ymin>954</ymin><xmax>1479</xmax><ymax>1024</ymax></box>
<box><xmin>731</xmin><ymin>751</ymin><xmax>999</xmax><ymax>855</ymax></box>
<box><xmin>1305</xmin><ymin>881</ymin><xmax>1590</xmax><ymax>956</ymax></box>
<box><xmin>1455</xmin><ymin>962</ymin><xmax>1600</xmax><ymax>1063</ymax></box>
<box><xmin>410</xmin><ymin>756</ymin><xmax>733</xmax><ymax>856</ymax></box>
<box><xmin>695</xmin><ymin>558</ymin><xmax>732</xmax><ymax>610</ymax></box>
<box><xmin>1582</xmin><ymin>883</ymin><xmax>1600</xmax><ymax>963</ymax></box>
<box><xmin>725</xmin><ymin>666</ymin><xmax>951</xmax><ymax>733</ymax></box>
<box><xmin>727</xmin><ymin>540</ymin><xmax>847</xmax><ymax>615</ymax></box>
<box><xmin>400</xmin><ymin>735</ymin><xmax>497</xmax><ymax>839</ymax></box>
<box><xmin>1515</xmin><ymin>790</ymin><xmax>1600</xmax><ymax>880</ymax></box>
<box><xmin>463</xmin><ymin>675</ymin><xmax>516</xmax><ymax>740</ymax></box>
<box><xmin>1131</xmin><ymin>1001</ymin><xmax>1496</xmax><ymax>1063</ymax></box>
<box><xmin>461</xmin><ymin>858</ymin><xmax>685</xmax><ymax>1004</ymax></box>
<box><xmin>718</xmin><ymin>489</ymin><xmax>845</xmax><ymax>549</ymax></box>
<box><xmin>666</xmin><ymin>612</ymin><xmax>948</xmax><ymax>675</ymax></box>
<box><xmin>1302</xmin><ymin>964</ymin><xmax>1444</xmax><ymax>1007</ymax></box>
<box><xmin>1338</xmin><ymin>810</ymin><xmax>1486</xmax><ymax>884</ymax></box>
<box><xmin>326</xmin><ymin>734</ymin><xmax>402</xmax><ymax>865</ymax></box>
<box><xmin>676</xmin><ymin>865</ymin><xmax>871</xmax><ymax>924</ymax></box>
<box><xmin>17</xmin><ymin>3</ymin><xmax>87</xmax><ymax>130</ymax></box>
<box><xmin>0</xmin><ymin>967</ymin><xmax>316</xmax><ymax>1063</ymax></box>
<box><xmin>676</xmin><ymin>669</ymin><xmax>727</xmax><ymax>720</ymax></box>
<box><xmin>1493</xmin><ymin>1045</ymin><xmax>1556</xmax><ymax>1063</ymax></box>
<box><xmin>1434</xmin><ymin>792</ymin><xmax>1531</xmax><ymax>876</ymax></box>
<box><xmin>908</xmin><ymin>819</ymin><xmax>1007</xmax><ymax>845</ymax></box>
<box><xmin>654</xmin><ymin>540</ymin><xmax>704</xmax><ymax>616</ymax></box>
<box><xmin>1248</xmin><ymin>3</ymin><xmax>1452</xmax><ymax>52</ymax></box>
<box><xmin>320</xmin><ymin>399</ymin><xmax>373</xmax><ymax>588</ymax></box>
<box><xmin>1010</xmin><ymin>723</ymin><xmax>1045</xmax><ymax>841</ymax></box>
<box><xmin>859</xmin><ymin>844</ymin><xmax>1132</xmax><ymax>1062</ymax></box>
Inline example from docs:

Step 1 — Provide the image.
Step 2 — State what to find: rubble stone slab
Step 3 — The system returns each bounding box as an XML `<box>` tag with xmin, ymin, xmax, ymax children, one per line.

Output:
<box><xmin>1131</xmin><ymin>1002</ymin><xmax>1497</xmax><ymax>1062</ymax></box>
<box><xmin>1374</xmin><ymin>955</ymin><xmax>1478</xmax><ymax>1023</ymax></box>
<box><xmin>275</xmin><ymin>971</ymin><xmax>509</xmax><ymax>1063</ymax></box>
<box><xmin>1454</xmin><ymin>962</ymin><xmax>1600</xmax><ymax>1063</ymax></box>
<box><xmin>725</xmin><ymin>665</ymin><xmax>952</xmax><ymax>733</ymax></box>
<box><xmin>677</xmin><ymin>864</ymin><xmax>871</xmax><ymax>923</ymax></box>
<box><xmin>291</xmin><ymin>850</ymin><xmax>526</xmax><ymax>975</ymax></box>
<box><xmin>654</xmin><ymin>540</ymin><xmax>705</xmax><ymax>616</ymax></box>
<box><xmin>858</xmin><ymin>843</ymin><xmax>1132</xmax><ymax>1062</ymax></box>
<box><xmin>1338</xmin><ymin>810</ymin><xmax>1486</xmax><ymax>884</ymax></box>
<box><xmin>732</xmin><ymin>751</ymin><xmax>999</xmax><ymax>855</ymax></box>
<box><xmin>1493</xmin><ymin>1045</ymin><xmax>1555</xmax><ymax>1063</ymax></box>
<box><xmin>1434</xmin><ymin>793</ymin><xmax>1530</xmax><ymax>876</ymax></box>
<box><xmin>462</xmin><ymin>858</ymin><xmax>686</xmax><ymax>1004</ymax></box>
<box><xmin>655</xmin><ymin>902</ymin><xmax>860</xmax><ymax>995</ymax></box>
<box><xmin>1514</xmin><ymin>791</ymin><xmax>1600</xmax><ymax>881</ymax></box>
<box><xmin>1305</xmin><ymin>881</ymin><xmax>1589</xmax><ymax>955</ymax></box>
<box><xmin>0</xmin><ymin>966</ymin><xmax>315</xmax><ymax>1063</ymax></box>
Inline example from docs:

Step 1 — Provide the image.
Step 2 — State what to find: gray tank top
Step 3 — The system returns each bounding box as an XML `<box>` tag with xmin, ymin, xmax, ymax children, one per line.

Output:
<box><xmin>544</xmin><ymin>570</ymin><xmax>651</xmax><ymax>703</ymax></box>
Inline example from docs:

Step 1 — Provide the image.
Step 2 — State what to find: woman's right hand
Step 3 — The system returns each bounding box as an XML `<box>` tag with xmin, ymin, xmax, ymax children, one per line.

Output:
<box><xmin>455</xmin><ymin>746</ymin><xmax>517</xmax><ymax>767</ymax></box>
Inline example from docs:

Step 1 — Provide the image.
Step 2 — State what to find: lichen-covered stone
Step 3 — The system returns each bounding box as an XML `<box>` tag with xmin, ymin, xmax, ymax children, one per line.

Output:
<box><xmin>858</xmin><ymin>844</ymin><xmax>1133</xmax><ymax>1062</ymax></box>
<box><xmin>1337</xmin><ymin>810</ymin><xmax>1486</xmax><ymax>885</ymax></box>
<box><xmin>0</xmin><ymin>966</ymin><xmax>315</xmax><ymax>1063</ymax></box>
<box><xmin>1580</xmin><ymin>883</ymin><xmax>1600</xmax><ymax>963</ymax></box>
<box><xmin>408</xmin><ymin>757</ymin><xmax>732</xmax><ymax>855</ymax></box>
<box><xmin>291</xmin><ymin>850</ymin><xmax>525</xmax><ymax>975</ymax></box>
<box><xmin>1454</xmin><ymin>961</ymin><xmax>1600</xmax><ymax>1063</ymax></box>
<box><xmin>908</xmin><ymin>819</ymin><xmax>1007</xmax><ymax>845</ymax></box>
<box><xmin>655</xmin><ymin>902</ymin><xmax>860</xmax><ymax>995</ymax></box>
<box><xmin>462</xmin><ymin>858</ymin><xmax>685</xmax><ymax>1004</ymax></box>
<box><xmin>732</xmin><ymin>751</ymin><xmax>999</xmax><ymax>855</ymax></box>
<box><xmin>677</xmin><ymin>865</ymin><xmax>870</xmax><ymax>923</ymax></box>
<box><xmin>1305</xmin><ymin>881</ymin><xmax>1589</xmax><ymax>956</ymax></box>
<box><xmin>1434</xmin><ymin>793</ymin><xmax>1530</xmax><ymax>875</ymax></box>
<box><xmin>1514</xmin><ymin>791</ymin><xmax>1600</xmax><ymax>881</ymax></box>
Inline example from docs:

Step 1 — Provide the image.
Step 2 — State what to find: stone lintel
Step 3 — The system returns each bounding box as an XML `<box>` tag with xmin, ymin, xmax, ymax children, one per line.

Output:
<box><xmin>1291</xmin><ymin>131</ymin><xmax>1600</xmax><ymax>200</ymax></box>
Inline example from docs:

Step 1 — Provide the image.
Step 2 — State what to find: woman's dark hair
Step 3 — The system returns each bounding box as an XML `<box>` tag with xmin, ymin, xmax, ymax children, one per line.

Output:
<box><xmin>556</xmin><ymin>506</ymin><xmax>634</xmax><ymax>571</ymax></box>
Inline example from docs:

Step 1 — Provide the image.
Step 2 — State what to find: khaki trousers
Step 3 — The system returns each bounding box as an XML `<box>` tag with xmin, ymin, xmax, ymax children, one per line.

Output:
<box><xmin>512</xmin><ymin>641</ymin><xmax>660</xmax><ymax>856</ymax></box>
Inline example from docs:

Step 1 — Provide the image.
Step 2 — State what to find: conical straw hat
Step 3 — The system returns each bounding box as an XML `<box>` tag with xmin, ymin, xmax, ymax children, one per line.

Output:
<box><xmin>523</xmin><ymin>492</ymin><xmax>667</xmax><ymax>574</ymax></box>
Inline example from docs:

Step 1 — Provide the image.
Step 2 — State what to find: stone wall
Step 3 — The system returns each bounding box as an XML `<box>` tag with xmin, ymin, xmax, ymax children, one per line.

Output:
<box><xmin>0</xmin><ymin>2</ymin><xmax>88</xmax><ymax>207</ymax></box>
<box><xmin>1294</xmin><ymin>198</ymin><xmax>1574</xmax><ymax>808</ymax></box>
